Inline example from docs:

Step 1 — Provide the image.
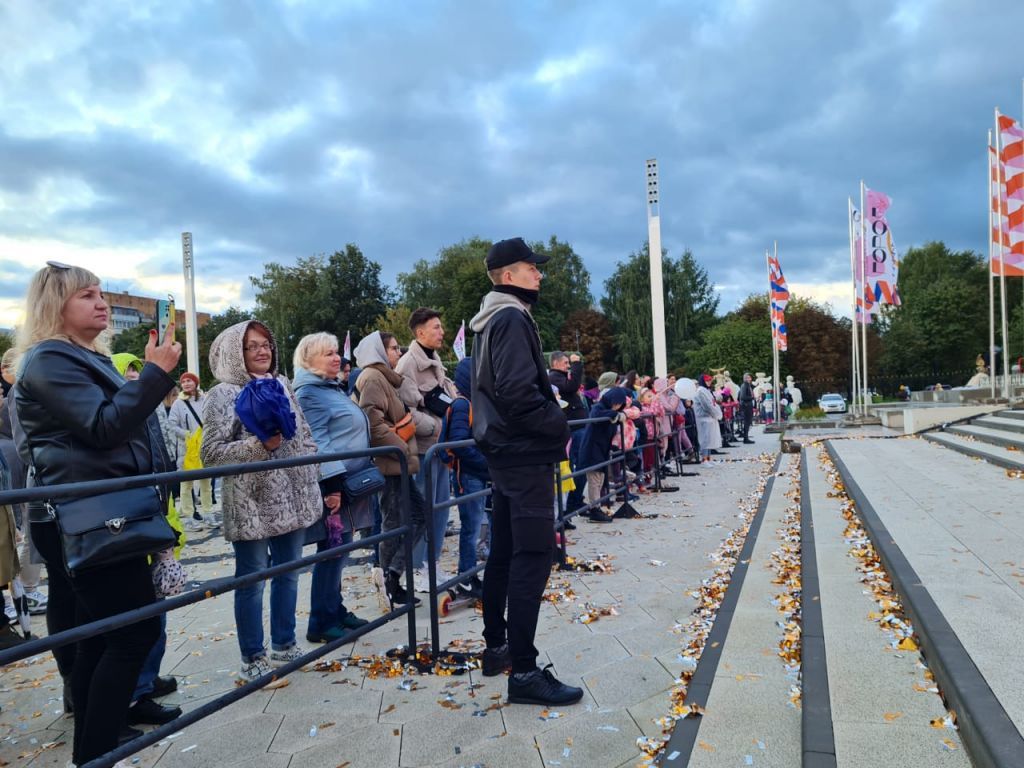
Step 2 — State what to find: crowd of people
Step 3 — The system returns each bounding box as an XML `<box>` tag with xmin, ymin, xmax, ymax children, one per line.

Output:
<box><xmin>0</xmin><ymin>241</ymin><xmax>762</xmax><ymax>765</ymax></box>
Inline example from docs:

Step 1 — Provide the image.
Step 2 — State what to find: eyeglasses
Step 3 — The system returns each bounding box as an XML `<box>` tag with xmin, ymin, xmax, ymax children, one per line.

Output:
<box><xmin>387</xmin><ymin>346</ymin><xmax>400</xmax><ymax>352</ymax></box>
<box><xmin>244</xmin><ymin>342</ymin><xmax>274</xmax><ymax>353</ymax></box>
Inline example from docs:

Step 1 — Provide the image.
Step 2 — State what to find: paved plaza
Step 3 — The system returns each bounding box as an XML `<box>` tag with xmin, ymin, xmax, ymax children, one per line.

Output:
<box><xmin>6</xmin><ymin>420</ymin><xmax>1023</xmax><ymax>767</ymax></box>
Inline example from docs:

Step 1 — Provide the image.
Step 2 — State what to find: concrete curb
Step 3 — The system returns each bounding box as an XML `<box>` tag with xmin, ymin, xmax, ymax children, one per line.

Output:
<box><xmin>825</xmin><ymin>441</ymin><xmax>1024</xmax><ymax>768</ymax></box>
<box><xmin>799</xmin><ymin>449</ymin><xmax>836</xmax><ymax>768</ymax></box>
<box><xmin>659</xmin><ymin>452</ymin><xmax>784</xmax><ymax>766</ymax></box>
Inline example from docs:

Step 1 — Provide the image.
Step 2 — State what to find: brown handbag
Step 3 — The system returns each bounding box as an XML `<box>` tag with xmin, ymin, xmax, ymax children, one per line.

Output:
<box><xmin>393</xmin><ymin>412</ymin><xmax>415</xmax><ymax>442</ymax></box>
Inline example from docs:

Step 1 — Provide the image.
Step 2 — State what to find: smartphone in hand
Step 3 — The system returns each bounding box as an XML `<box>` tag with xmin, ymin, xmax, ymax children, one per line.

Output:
<box><xmin>156</xmin><ymin>296</ymin><xmax>176</xmax><ymax>341</ymax></box>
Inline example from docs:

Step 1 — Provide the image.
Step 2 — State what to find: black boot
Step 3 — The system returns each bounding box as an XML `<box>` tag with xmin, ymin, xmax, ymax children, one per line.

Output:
<box><xmin>384</xmin><ymin>571</ymin><xmax>420</xmax><ymax>608</ymax></box>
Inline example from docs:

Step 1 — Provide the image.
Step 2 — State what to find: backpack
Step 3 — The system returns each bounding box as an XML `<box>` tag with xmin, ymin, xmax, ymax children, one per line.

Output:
<box><xmin>439</xmin><ymin>395</ymin><xmax>472</xmax><ymax>467</ymax></box>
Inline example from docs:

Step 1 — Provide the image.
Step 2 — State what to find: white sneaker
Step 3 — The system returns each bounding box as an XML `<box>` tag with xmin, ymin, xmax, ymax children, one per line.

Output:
<box><xmin>24</xmin><ymin>590</ymin><xmax>48</xmax><ymax>616</ymax></box>
<box><xmin>413</xmin><ymin>569</ymin><xmax>430</xmax><ymax>593</ymax></box>
<box><xmin>238</xmin><ymin>655</ymin><xmax>273</xmax><ymax>683</ymax></box>
<box><xmin>268</xmin><ymin>644</ymin><xmax>306</xmax><ymax>668</ymax></box>
<box><xmin>184</xmin><ymin>518</ymin><xmax>205</xmax><ymax>533</ymax></box>
<box><xmin>4</xmin><ymin>603</ymin><xmax>15</xmax><ymax>622</ymax></box>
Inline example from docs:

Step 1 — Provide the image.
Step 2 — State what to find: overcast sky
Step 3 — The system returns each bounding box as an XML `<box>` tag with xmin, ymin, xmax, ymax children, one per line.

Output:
<box><xmin>1</xmin><ymin>0</ymin><xmax>1021</xmax><ymax>329</ymax></box>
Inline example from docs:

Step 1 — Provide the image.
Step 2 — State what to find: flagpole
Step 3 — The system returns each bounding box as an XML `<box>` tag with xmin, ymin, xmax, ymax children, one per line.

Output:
<box><xmin>860</xmin><ymin>180</ymin><xmax>869</xmax><ymax>415</ymax></box>
<box><xmin>989</xmin><ymin>130</ymin><xmax>997</xmax><ymax>399</ymax></box>
<box><xmin>773</xmin><ymin>241</ymin><xmax>782</xmax><ymax>425</ymax></box>
<box><xmin>848</xmin><ymin>197</ymin><xmax>861</xmax><ymax>414</ymax></box>
<box><xmin>766</xmin><ymin>248</ymin><xmax>776</xmax><ymax>423</ymax></box>
<box><xmin>997</xmin><ymin>110</ymin><xmax>1011</xmax><ymax>399</ymax></box>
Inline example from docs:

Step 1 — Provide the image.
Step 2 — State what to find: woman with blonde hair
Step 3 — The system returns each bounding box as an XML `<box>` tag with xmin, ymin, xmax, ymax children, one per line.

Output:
<box><xmin>292</xmin><ymin>332</ymin><xmax>373</xmax><ymax>642</ymax></box>
<box><xmin>13</xmin><ymin>261</ymin><xmax>181</xmax><ymax>766</ymax></box>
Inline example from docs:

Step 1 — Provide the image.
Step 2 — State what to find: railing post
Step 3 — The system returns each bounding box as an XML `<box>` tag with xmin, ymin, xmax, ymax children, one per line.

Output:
<box><xmin>399</xmin><ymin>453</ymin><xmax>418</xmax><ymax>654</ymax></box>
<box><xmin>555</xmin><ymin>463</ymin><xmax>570</xmax><ymax>568</ymax></box>
<box><xmin>612</xmin><ymin>418</ymin><xmax>639</xmax><ymax>519</ymax></box>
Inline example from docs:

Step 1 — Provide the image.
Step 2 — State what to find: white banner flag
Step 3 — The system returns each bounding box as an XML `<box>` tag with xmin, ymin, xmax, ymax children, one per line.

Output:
<box><xmin>453</xmin><ymin>321</ymin><xmax>466</xmax><ymax>361</ymax></box>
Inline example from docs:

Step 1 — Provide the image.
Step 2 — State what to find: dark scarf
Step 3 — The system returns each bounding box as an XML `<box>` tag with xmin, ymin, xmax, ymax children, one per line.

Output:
<box><xmin>494</xmin><ymin>284</ymin><xmax>539</xmax><ymax>306</ymax></box>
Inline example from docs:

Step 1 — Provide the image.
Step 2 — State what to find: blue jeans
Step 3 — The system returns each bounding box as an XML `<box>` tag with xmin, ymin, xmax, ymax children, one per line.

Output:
<box><xmin>456</xmin><ymin>473</ymin><xmax>487</xmax><ymax>574</ymax></box>
<box><xmin>566</xmin><ymin>428</ymin><xmax>585</xmax><ymax>511</ymax></box>
<box><xmin>232</xmin><ymin>528</ymin><xmax>306</xmax><ymax>663</ymax></box>
<box><xmin>132</xmin><ymin>610</ymin><xmax>167</xmax><ymax>701</ymax></box>
<box><xmin>412</xmin><ymin>454</ymin><xmax>452</xmax><ymax>568</ymax></box>
<box><xmin>308</xmin><ymin>531</ymin><xmax>353</xmax><ymax>635</ymax></box>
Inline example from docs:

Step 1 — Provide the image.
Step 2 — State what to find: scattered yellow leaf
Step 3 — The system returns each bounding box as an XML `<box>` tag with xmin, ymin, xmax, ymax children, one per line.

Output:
<box><xmin>897</xmin><ymin>637</ymin><xmax>918</xmax><ymax>651</ymax></box>
<box><xmin>883</xmin><ymin>712</ymin><xmax>903</xmax><ymax>722</ymax></box>
<box><xmin>698</xmin><ymin>741</ymin><xmax>715</xmax><ymax>752</ymax></box>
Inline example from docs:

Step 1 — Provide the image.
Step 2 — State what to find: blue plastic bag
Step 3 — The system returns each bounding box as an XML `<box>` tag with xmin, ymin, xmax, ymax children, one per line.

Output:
<box><xmin>234</xmin><ymin>378</ymin><xmax>297</xmax><ymax>442</ymax></box>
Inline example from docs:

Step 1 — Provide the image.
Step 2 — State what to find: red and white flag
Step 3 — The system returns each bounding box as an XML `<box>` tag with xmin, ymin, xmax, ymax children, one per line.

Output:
<box><xmin>994</xmin><ymin>112</ymin><xmax>1024</xmax><ymax>276</ymax></box>
<box><xmin>851</xmin><ymin>204</ymin><xmax>877</xmax><ymax>324</ymax></box>
<box><xmin>453</xmin><ymin>320</ymin><xmax>466</xmax><ymax>361</ymax></box>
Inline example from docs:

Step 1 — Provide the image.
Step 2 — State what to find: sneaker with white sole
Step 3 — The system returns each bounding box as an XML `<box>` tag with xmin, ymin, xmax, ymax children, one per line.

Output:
<box><xmin>3</xmin><ymin>603</ymin><xmax>15</xmax><ymax>622</ymax></box>
<box><xmin>24</xmin><ymin>590</ymin><xmax>48</xmax><ymax>616</ymax></box>
<box><xmin>268</xmin><ymin>645</ymin><xmax>306</xmax><ymax>668</ymax></box>
<box><xmin>184</xmin><ymin>518</ymin><xmax>206</xmax><ymax>533</ymax></box>
<box><xmin>238</xmin><ymin>655</ymin><xmax>273</xmax><ymax>683</ymax></box>
<box><xmin>413</xmin><ymin>569</ymin><xmax>430</xmax><ymax>594</ymax></box>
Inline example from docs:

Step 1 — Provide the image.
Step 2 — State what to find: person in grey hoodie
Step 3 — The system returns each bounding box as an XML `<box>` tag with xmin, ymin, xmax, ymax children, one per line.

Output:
<box><xmin>201</xmin><ymin>320</ymin><xmax>321</xmax><ymax>684</ymax></box>
<box><xmin>470</xmin><ymin>237</ymin><xmax>581</xmax><ymax>707</ymax></box>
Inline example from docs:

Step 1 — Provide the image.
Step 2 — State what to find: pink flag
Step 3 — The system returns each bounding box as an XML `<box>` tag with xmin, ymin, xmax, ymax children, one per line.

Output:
<box><xmin>453</xmin><ymin>321</ymin><xmax>466</xmax><ymax>361</ymax></box>
<box><xmin>995</xmin><ymin>113</ymin><xmax>1024</xmax><ymax>276</ymax></box>
<box><xmin>863</xmin><ymin>187</ymin><xmax>901</xmax><ymax>306</ymax></box>
<box><xmin>343</xmin><ymin>330</ymin><xmax>351</xmax><ymax>361</ymax></box>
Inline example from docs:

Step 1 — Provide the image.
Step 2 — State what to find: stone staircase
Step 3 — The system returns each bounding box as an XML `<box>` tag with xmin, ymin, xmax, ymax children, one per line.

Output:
<box><xmin>922</xmin><ymin>408</ymin><xmax>1024</xmax><ymax>470</ymax></box>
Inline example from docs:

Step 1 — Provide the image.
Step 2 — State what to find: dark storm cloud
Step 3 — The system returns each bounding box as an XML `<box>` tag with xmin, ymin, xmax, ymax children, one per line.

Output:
<box><xmin>1</xmin><ymin>0</ymin><xmax>1022</xmax><ymax>314</ymax></box>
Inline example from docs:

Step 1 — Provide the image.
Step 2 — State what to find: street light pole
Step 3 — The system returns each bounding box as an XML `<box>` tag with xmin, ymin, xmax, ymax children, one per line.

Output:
<box><xmin>181</xmin><ymin>232</ymin><xmax>200</xmax><ymax>376</ymax></box>
<box><xmin>646</xmin><ymin>159</ymin><xmax>668</xmax><ymax>378</ymax></box>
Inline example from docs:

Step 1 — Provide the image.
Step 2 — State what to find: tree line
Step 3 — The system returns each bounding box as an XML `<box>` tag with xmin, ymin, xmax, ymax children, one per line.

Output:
<box><xmin>94</xmin><ymin>237</ymin><xmax>1011</xmax><ymax>400</ymax></box>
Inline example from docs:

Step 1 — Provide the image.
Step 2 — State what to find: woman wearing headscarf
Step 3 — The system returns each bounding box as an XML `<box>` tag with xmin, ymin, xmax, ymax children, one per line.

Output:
<box><xmin>353</xmin><ymin>331</ymin><xmax>426</xmax><ymax>607</ymax></box>
<box><xmin>201</xmin><ymin>320</ymin><xmax>320</xmax><ymax>683</ymax></box>
<box><xmin>292</xmin><ymin>332</ymin><xmax>372</xmax><ymax>642</ymax></box>
<box><xmin>693</xmin><ymin>374</ymin><xmax>723</xmax><ymax>462</ymax></box>
<box><xmin>14</xmin><ymin>262</ymin><xmax>180</xmax><ymax>765</ymax></box>
<box><xmin>170</xmin><ymin>371</ymin><xmax>215</xmax><ymax>530</ymax></box>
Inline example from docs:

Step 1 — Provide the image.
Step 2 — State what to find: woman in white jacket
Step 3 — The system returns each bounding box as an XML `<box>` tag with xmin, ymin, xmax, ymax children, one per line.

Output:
<box><xmin>169</xmin><ymin>372</ymin><xmax>215</xmax><ymax>529</ymax></box>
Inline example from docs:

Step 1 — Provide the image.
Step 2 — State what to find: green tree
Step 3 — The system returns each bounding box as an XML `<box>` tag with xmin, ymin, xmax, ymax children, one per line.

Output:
<box><xmin>0</xmin><ymin>331</ymin><xmax>16</xmax><ymax>361</ymax></box>
<box><xmin>687</xmin><ymin>318</ymin><xmax>772</xmax><ymax>377</ymax></box>
<box><xmin>879</xmin><ymin>241</ymin><xmax>988</xmax><ymax>379</ymax></box>
<box><xmin>398</xmin><ymin>235</ymin><xmax>593</xmax><ymax>351</ymax></box>
<box><xmin>251</xmin><ymin>245</ymin><xmax>393</xmax><ymax>375</ymax></box>
<box><xmin>367</xmin><ymin>305</ymin><xmax>415</xmax><ymax>349</ymax></box>
<box><xmin>198</xmin><ymin>307</ymin><xmax>254</xmax><ymax>387</ymax></box>
<box><xmin>601</xmin><ymin>244</ymin><xmax>719</xmax><ymax>372</ymax></box>
<box><xmin>559</xmin><ymin>308</ymin><xmax>616</xmax><ymax>379</ymax></box>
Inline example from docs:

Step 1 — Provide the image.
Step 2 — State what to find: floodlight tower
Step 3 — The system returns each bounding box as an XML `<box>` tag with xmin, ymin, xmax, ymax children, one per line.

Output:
<box><xmin>646</xmin><ymin>159</ymin><xmax>668</xmax><ymax>378</ymax></box>
<box><xmin>181</xmin><ymin>232</ymin><xmax>200</xmax><ymax>376</ymax></box>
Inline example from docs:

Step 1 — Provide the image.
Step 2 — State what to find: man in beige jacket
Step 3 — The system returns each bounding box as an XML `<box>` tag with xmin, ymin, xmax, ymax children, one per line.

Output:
<box><xmin>395</xmin><ymin>307</ymin><xmax>457</xmax><ymax>591</ymax></box>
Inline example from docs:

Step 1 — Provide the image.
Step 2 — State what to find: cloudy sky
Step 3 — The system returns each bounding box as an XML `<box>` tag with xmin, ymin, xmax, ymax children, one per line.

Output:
<box><xmin>1</xmin><ymin>0</ymin><xmax>1021</xmax><ymax>329</ymax></box>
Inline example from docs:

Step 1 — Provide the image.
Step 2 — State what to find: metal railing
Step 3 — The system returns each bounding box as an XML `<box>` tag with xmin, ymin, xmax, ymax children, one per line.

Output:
<box><xmin>0</xmin><ymin>446</ymin><xmax>416</xmax><ymax>768</ymax></box>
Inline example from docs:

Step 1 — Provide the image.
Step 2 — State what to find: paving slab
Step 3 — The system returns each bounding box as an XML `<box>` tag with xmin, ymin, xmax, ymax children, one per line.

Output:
<box><xmin>806</xmin><ymin>445</ymin><xmax>968</xmax><ymax>764</ymax></box>
<box><xmin>686</xmin><ymin>454</ymin><xmax>801</xmax><ymax>768</ymax></box>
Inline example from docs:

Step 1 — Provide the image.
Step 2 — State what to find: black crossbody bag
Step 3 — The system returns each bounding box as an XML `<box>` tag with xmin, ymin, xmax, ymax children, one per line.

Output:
<box><xmin>29</xmin><ymin>349</ymin><xmax>176</xmax><ymax>578</ymax></box>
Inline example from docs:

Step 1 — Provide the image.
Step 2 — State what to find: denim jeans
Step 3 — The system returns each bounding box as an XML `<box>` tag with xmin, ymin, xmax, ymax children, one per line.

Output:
<box><xmin>132</xmin><ymin>610</ymin><xmax>168</xmax><ymax>701</ymax></box>
<box><xmin>412</xmin><ymin>454</ymin><xmax>452</xmax><ymax>568</ymax></box>
<box><xmin>232</xmin><ymin>527</ymin><xmax>306</xmax><ymax>662</ymax></box>
<box><xmin>308</xmin><ymin>531</ymin><xmax>353</xmax><ymax>635</ymax></box>
<box><xmin>565</xmin><ymin>427</ymin><xmax>585</xmax><ymax>511</ymax></box>
<box><xmin>455</xmin><ymin>473</ymin><xmax>487</xmax><ymax>574</ymax></box>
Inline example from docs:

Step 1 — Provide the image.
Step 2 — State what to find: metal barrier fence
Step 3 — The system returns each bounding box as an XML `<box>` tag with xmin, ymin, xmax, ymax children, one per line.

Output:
<box><xmin>0</xmin><ymin>446</ymin><xmax>416</xmax><ymax>768</ymax></box>
<box><xmin>0</xmin><ymin>411</ymin><xmax>708</xmax><ymax>767</ymax></box>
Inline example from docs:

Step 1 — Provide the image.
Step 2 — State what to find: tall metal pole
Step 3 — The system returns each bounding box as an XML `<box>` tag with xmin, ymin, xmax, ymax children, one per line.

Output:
<box><xmin>996</xmin><ymin>111</ymin><xmax>1011</xmax><ymax>399</ymax></box>
<box><xmin>989</xmin><ymin>131</ymin><xmax>997</xmax><ymax>400</ymax></box>
<box><xmin>645</xmin><ymin>159</ymin><xmax>668</xmax><ymax>378</ymax></box>
<box><xmin>848</xmin><ymin>198</ymin><xmax>861</xmax><ymax>414</ymax></box>
<box><xmin>181</xmin><ymin>232</ymin><xmax>200</xmax><ymax>376</ymax></box>
<box><xmin>860</xmin><ymin>181</ymin><xmax>870</xmax><ymax>414</ymax></box>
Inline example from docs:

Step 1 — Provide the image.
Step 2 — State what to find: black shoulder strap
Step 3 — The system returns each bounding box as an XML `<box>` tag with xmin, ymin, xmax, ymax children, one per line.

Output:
<box><xmin>184</xmin><ymin>399</ymin><xmax>203</xmax><ymax>428</ymax></box>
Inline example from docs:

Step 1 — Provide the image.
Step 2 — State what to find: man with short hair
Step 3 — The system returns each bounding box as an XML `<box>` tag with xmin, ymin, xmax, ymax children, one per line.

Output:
<box><xmin>548</xmin><ymin>351</ymin><xmax>585</xmax><ymax>519</ymax></box>
<box><xmin>738</xmin><ymin>372</ymin><xmax>755</xmax><ymax>444</ymax></box>
<box><xmin>396</xmin><ymin>307</ymin><xmax>457</xmax><ymax>589</ymax></box>
<box><xmin>471</xmin><ymin>237</ymin><xmax>582</xmax><ymax>706</ymax></box>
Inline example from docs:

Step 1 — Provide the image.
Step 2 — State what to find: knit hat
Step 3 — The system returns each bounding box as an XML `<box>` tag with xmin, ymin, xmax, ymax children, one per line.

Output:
<box><xmin>179</xmin><ymin>372</ymin><xmax>200</xmax><ymax>387</ymax></box>
<box><xmin>598</xmin><ymin>371</ymin><xmax>618</xmax><ymax>389</ymax></box>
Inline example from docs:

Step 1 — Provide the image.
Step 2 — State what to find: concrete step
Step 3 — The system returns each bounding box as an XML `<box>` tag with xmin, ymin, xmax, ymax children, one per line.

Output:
<box><xmin>922</xmin><ymin>431</ymin><xmax>1024</xmax><ymax>472</ymax></box>
<box><xmin>946</xmin><ymin>423</ymin><xmax>1024</xmax><ymax>450</ymax></box>
<box><xmin>827</xmin><ymin>437</ymin><xmax>1024</xmax><ymax>766</ymax></box>
<box><xmin>682</xmin><ymin>454</ymin><xmax>802</xmax><ymax>767</ymax></box>
<box><xmin>994</xmin><ymin>409</ymin><xmax>1024</xmax><ymax>421</ymax></box>
<box><xmin>805</xmin><ymin>443</ymin><xmax>969</xmax><ymax>767</ymax></box>
<box><xmin>973</xmin><ymin>415</ymin><xmax>1024</xmax><ymax>434</ymax></box>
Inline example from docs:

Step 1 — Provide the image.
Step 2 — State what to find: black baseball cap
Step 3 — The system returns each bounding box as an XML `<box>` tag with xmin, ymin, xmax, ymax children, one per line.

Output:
<box><xmin>485</xmin><ymin>237</ymin><xmax>550</xmax><ymax>271</ymax></box>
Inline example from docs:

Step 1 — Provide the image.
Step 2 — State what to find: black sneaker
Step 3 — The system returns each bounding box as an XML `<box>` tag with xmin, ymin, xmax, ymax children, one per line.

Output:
<box><xmin>508</xmin><ymin>665</ymin><xmax>584</xmax><ymax>706</ymax></box>
<box><xmin>151</xmin><ymin>674</ymin><xmax>178</xmax><ymax>697</ymax></box>
<box><xmin>481</xmin><ymin>644</ymin><xmax>512</xmax><ymax>676</ymax></box>
<box><xmin>562</xmin><ymin>519</ymin><xmax>577</xmax><ymax>531</ymax></box>
<box><xmin>457</xmin><ymin>575</ymin><xmax>484</xmax><ymax>600</ymax></box>
<box><xmin>0</xmin><ymin>624</ymin><xmax>27</xmax><ymax>652</ymax></box>
<box><xmin>587</xmin><ymin>508</ymin><xmax>614</xmax><ymax>524</ymax></box>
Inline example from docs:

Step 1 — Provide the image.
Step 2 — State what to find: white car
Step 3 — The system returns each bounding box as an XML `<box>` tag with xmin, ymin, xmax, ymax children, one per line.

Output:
<box><xmin>818</xmin><ymin>393</ymin><xmax>847</xmax><ymax>414</ymax></box>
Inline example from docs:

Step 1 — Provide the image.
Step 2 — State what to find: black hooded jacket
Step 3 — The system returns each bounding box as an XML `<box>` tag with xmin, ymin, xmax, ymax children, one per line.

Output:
<box><xmin>469</xmin><ymin>291</ymin><xmax>570</xmax><ymax>468</ymax></box>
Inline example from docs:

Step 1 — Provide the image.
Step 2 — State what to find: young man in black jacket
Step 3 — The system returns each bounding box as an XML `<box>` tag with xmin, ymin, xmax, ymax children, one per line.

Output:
<box><xmin>738</xmin><ymin>372</ymin><xmax>756</xmax><ymax>444</ymax></box>
<box><xmin>470</xmin><ymin>237</ymin><xmax>583</xmax><ymax>706</ymax></box>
